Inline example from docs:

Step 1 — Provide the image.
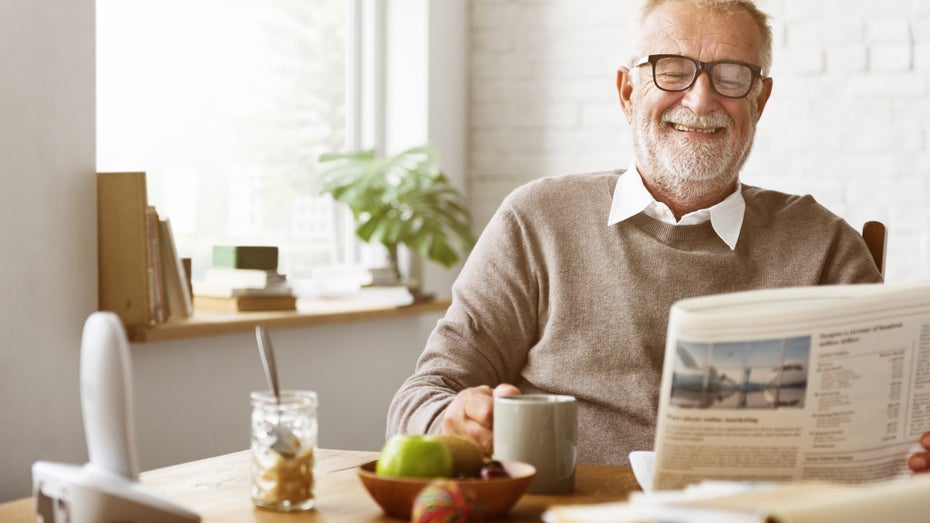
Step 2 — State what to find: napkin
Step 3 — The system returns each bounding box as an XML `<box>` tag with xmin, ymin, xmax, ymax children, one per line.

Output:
<box><xmin>627</xmin><ymin>450</ymin><xmax>655</xmax><ymax>493</ymax></box>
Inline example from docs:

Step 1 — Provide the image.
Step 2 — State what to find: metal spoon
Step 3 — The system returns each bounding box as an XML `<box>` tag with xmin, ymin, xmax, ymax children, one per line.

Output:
<box><xmin>256</xmin><ymin>325</ymin><xmax>301</xmax><ymax>458</ymax></box>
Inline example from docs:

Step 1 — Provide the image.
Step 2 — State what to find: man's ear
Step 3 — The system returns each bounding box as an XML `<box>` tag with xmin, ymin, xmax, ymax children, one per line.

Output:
<box><xmin>753</xmin><ymin>76</ymin><xmax>774</xmax><ymax>121</ymax></box>
<box><xmin>617</xmin><ymin>66</ymin><xmax>635</xmax><ymax>122</ymax></box>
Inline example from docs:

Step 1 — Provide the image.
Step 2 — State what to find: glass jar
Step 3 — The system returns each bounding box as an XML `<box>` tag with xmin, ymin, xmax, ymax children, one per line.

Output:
<box><xmin>250</xmin><ymin>390</ymin><xmax>318</xmax><ymax>511</ymax></box>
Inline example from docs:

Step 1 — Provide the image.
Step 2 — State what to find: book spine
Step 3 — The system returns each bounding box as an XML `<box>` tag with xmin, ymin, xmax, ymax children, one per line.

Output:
<box><xmin>145</xmin><ymin>206</ymin><xmax>166</xmax><ymax>324</ymax></box>
<box><xmin>194</xmin><ymin>295</ymin><xmax>297</xmax><ymax>312</ymax></box>
<box><xmin>192</xmin><ymin>281</ymin><xmax>294</xmax><ymax>298</ymax></box>
<box><xmin>202</xmin><ymin>267</ymin><xmax>279</xmax><ymax>288</ymax></box>
<box><xmin>158</xmin><ymin>218</ymin><xmax>193</xmax><ymax>320</ymax></box>
<box><xmin>212</xmin><ymin>245</ymin><xmax>279</xmax><ymax>271</ymax></box>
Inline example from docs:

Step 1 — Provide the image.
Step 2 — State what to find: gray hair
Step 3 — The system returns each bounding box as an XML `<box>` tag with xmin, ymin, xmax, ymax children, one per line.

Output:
<box><xmin>628</xmin><ymin>0</ymin><xmax>773</xmax><ymax>74</ymax></box>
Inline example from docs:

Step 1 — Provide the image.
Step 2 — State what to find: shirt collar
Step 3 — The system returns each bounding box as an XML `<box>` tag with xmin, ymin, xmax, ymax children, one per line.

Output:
<box><xmin>607</xmin><ymin>160</ymin><xmax>745</xmax><ymax>250</ymax></box>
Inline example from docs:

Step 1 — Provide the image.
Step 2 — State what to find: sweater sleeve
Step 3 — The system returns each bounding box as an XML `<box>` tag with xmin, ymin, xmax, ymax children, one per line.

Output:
<box><xmin>386</xmin><ymin>194</ymin><xmax>542</xmax><ymax>437</ymax></box>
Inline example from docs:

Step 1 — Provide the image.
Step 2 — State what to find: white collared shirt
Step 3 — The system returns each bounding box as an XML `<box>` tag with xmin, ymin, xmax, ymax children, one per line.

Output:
<box><xmin>607</xmin><ymin>160</ymin><xmax>745</xmax><ymax>250</ymax></box>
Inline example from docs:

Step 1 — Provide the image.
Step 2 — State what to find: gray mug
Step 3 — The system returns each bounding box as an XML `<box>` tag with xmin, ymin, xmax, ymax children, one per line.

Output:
<box><xmin>493</xmin><ymin>394</ymin><xmax>577</xmax><ymax>494</ymax></box>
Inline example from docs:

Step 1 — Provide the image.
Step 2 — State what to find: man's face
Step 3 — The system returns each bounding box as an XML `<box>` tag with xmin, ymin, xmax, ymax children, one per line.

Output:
<box><xmin>620</xmin><ymin>1</ymin><xmax>773</xmax><ymax>205</ymax></box>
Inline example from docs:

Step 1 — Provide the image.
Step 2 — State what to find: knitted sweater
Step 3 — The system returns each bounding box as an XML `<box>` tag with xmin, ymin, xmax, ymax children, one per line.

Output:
<box><xmin>386</xmin><ymin>171</ymin><xmax>883</xmax><ymax>465</ymax></box>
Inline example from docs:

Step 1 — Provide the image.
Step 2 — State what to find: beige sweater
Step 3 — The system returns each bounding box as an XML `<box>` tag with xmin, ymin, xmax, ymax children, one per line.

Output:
<box><xmin>387</xmin><ymin>171</ymin><xmax>882</xmax><ymax>465</ymax></box>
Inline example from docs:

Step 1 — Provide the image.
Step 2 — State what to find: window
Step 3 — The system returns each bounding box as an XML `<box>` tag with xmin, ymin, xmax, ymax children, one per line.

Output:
<box><xmin>97</xmin><ymin>0</ymin><xmax>357</xmax><ymax>280</ymax></box>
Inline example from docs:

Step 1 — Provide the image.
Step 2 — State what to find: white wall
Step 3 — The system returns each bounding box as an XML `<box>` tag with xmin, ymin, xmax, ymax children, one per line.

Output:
<box><xmin>469</xmin><ymin>0</ymin><xmax>930</xmax><ymax>283</ymax></box>
<box><xmin>0</xmin><ymin>0</ymin><xmax>97</xmax><ymax>503</ymax></box>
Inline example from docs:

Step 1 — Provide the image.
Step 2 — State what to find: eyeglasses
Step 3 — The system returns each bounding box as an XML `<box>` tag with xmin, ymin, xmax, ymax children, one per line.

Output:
<box><xmin>633</xmin><ymin>54</ymin><xmax>764</xmax><ymax>99</ymax></box>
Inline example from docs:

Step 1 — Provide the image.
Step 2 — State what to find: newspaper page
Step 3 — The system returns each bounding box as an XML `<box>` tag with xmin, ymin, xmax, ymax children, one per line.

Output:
<box><xmin>652</xmin><ymin>282</ymin><xmax>930</xmax><ymax>491</ymax></box>
<box><xmin>544</xmin><ymin>474</ymin><xmax>930</xmax><ymax>523</ymax></box>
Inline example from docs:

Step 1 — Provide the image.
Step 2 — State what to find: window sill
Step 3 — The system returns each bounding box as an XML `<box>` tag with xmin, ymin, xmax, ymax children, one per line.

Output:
<box><xmin>129</xmin><ymin>297</ymin><xmax>451</xmax><ymax>343</ymax></box>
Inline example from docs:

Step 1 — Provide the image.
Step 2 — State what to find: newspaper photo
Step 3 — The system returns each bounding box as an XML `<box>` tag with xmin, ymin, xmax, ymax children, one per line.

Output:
<box><xmin>652</xmin><ymin>282</ymin><xmax>930</xmax><ymax>491</ymax></box>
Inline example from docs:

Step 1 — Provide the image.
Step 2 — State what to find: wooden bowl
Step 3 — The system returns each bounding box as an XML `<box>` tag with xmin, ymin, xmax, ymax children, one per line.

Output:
<box><xmin>357</xmin><ymin>460</ymin><xmax>536</xmax><ymax>519</ymax></box>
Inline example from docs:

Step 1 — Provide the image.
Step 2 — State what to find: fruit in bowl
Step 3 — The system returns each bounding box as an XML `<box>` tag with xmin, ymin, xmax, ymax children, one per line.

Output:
<box><xmin>411</xmin><ymin>480</ymin><xmax>483</xmax><ymax>523</ymax></box>
<box><xmin>375</xmin><ymin>434</ymin><xmax>454</xmax><ymax>478</ymax></box>
<box><xmin>358</xmin><ymin>459</ymin><xmax>535</xmax><ymax>519</ymax></box>
<box><xmin>359</xmin><ymin>434</ymin><xmax>536</xmax><ymax>519</ymax></box>
<box><xmin>435</xmin><ymin>434</ymin><xmax>485</xmax><ymax>478</ymax></box>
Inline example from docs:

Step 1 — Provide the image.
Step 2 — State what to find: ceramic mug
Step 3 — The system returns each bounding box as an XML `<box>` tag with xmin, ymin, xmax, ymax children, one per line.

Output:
<box><xmin>492</xmin><ymin>394</ymin><xmax>577</xmax><ymax>494</ymax></box>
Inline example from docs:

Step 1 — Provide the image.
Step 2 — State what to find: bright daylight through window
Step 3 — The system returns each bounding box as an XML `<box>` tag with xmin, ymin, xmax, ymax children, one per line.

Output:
<box><xmin>97</xmin><ymin>0</ymin><xmax>350</xmax><ymax>281</ymax></box>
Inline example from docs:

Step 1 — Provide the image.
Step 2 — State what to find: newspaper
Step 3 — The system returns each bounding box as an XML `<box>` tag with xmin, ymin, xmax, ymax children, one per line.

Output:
<box><xmin>543</xmin><ymin>282</ymin><xmax>930</xmax><ymax>523</ymax></box>
<box><xmin>544</xmin><ymin>474</ymin><xmax>930</xmax><ymax>523</ymax></box>
<box><xmin>652</xmin><ymin>282</ymin><xmax>930</xmax><ymax>491</ymax></box>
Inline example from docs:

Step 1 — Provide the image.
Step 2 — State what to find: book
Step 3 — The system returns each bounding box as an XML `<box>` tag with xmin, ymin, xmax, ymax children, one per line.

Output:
<box><xmin>144</xmin><ymin>205</ymin><xmax>166</xmax><ymax>324</ymax></box>
<box><xmin>191</xmin><ymin>281</ymin><xmax>294</xmax><ymax>299</ymax></box>
<box><xmin>201</xmin><ymin>267</ymin><xmax>287</xmax><ymax>289</ymax></box>
<box><xmin>194</xmin><ymin>295</ymin><xmax>297</xmax><ymax>313</ymax></box>
<box><xmin>212</xmin><ymin>245</ymin><xmax>279</xmax><ymax>271</ymax></box>
<box><xmin>157</xmin><ymin>218</ymin><xmax>193</xmax><ymax>320</ymax></box>
<box><xmin>97</xmin><ymin>172</ymin><xmax>154</xmax><ymax>332</ymax></box>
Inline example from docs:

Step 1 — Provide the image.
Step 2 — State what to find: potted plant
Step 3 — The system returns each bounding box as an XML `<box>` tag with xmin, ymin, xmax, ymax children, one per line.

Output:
<box><xmin>316</xmin><ymin>145</ymin><xmax>476</xmax><ymax>284</ymax></box>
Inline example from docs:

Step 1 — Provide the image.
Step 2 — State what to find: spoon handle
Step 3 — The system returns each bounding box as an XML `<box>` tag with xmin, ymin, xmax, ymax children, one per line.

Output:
<box><xmin>256</xmin><ymin>325</ymin><xmax>280</xmax><ymax>401</ymax></box>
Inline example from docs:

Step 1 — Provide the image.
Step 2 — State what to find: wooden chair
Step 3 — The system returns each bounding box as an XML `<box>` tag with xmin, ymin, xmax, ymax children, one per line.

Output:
<box><xmin>861</xmin><ymin>221</ymin><xmax>886</xmax><ymax>277</ymax></box>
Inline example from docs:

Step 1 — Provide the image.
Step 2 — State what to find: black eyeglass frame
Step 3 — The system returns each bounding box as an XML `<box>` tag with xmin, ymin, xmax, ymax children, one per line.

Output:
<box><xmin>633</xmin><ymin>54</ymin><xmax>765</xmax><ymax>99</ymax></box>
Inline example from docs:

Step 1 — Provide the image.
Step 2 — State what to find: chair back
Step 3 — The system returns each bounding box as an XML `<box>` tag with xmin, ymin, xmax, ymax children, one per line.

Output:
<box><xmin>861</xmin><ymin>221</ymin><xmax>886</xmax><ymax>277</ymax></box>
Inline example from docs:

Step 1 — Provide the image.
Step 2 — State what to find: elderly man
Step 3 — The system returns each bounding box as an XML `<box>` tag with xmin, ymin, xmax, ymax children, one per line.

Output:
<box><xmin>386</xmin><ymin>0</ymin><xmax>885</xmax><ymax>466</ymax></box>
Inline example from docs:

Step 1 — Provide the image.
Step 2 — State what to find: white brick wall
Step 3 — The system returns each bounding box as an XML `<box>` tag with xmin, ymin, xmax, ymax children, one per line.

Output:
<box><xmin>469</xmin><ymin>0</ymin><xmax>930</xmax><ymax>282</ymax></box>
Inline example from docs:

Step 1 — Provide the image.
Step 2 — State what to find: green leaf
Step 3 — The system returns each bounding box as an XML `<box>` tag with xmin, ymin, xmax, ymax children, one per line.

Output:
<box><xmin>314</xmin><ymin>143</ymin><xmax>475</xmax><ymax>268</ymax></box>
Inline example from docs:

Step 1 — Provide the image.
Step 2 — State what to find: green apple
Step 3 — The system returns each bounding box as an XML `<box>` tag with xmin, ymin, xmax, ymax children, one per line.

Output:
<box><xmin>375</xmin><ymin>434</ymin><xmax>453</xmax><ymax>478</ymax></box>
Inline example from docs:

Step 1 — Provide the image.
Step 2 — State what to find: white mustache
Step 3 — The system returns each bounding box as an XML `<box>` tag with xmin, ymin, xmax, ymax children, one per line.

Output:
<box><xmin>662</xmin><ymin>107</ymin><xmax>732</xmax><ymax>130</ymax></box>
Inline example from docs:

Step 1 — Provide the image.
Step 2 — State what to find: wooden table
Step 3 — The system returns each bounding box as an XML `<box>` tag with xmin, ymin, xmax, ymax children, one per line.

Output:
<box><xmin>0</xmin><ymin>449</ymin><xmax>640</xmax><ymax>522</ymax></box>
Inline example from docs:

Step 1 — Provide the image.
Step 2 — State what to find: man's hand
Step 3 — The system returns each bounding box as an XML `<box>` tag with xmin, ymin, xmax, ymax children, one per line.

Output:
<box><xmin>440</xmin><ymin>383</ymin><xmax>520</xmax><ymax>454</ymax></box>
<box><xmin>908</xmin><ymin>431</ymin><xmax>930</xmax><ymax>473</ymax></box>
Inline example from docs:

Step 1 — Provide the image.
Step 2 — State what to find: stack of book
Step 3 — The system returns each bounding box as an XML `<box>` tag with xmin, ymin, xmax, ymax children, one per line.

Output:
<box><xmin>98</xmin><ymin>172</ymin><xmax>194</xmax><ymax>331</ymax></box>
<box><xmin>193</xmin><ymin>245</ymin><xmax>297</xmax><ymax>312</ymax></box>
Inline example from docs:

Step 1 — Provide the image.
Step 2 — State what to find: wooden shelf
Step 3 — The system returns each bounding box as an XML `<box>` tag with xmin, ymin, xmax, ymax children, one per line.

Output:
<box><xmin>130</xmin><ymin>298</ymin><xmax>451</xmax><ymax>343</ymax></box>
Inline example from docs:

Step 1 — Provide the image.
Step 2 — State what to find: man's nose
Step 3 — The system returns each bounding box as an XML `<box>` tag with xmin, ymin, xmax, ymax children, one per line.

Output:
<box><xmin>680</xmin><ymin>72</ymin><xmax>718</xmax><ymax>115</ymax></box>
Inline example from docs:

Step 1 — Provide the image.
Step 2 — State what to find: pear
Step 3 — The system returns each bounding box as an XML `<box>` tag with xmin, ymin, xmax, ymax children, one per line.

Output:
<box><xmin>435</xmin><ymin>434</ymin><xmax>486</xmax><ymax>478</ymax></box>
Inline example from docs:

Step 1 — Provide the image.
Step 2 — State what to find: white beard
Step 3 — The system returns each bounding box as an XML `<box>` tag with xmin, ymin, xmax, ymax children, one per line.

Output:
<box><xmin>632</xmin><ymin>101</ymin><xmax>757</xmax><ymax>203</ymax></box>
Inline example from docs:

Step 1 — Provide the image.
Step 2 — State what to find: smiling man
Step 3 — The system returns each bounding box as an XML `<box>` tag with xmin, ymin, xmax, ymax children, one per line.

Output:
<box><xmin>620</xmin><ymin>0</ymin><xmax>772</xmax><ymax>222</ymax></box>
<box><xmin>387</xmin><ymin>0</ymin><xmax>884</xmax><ymax>466</ymax></box>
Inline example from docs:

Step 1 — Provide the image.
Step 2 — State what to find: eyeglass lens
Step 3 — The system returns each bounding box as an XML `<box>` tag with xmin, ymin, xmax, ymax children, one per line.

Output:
<box><xmin>653</xmin><ymin>56</ymin><xmax>754</xmax><ymax>97</ymax></box>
